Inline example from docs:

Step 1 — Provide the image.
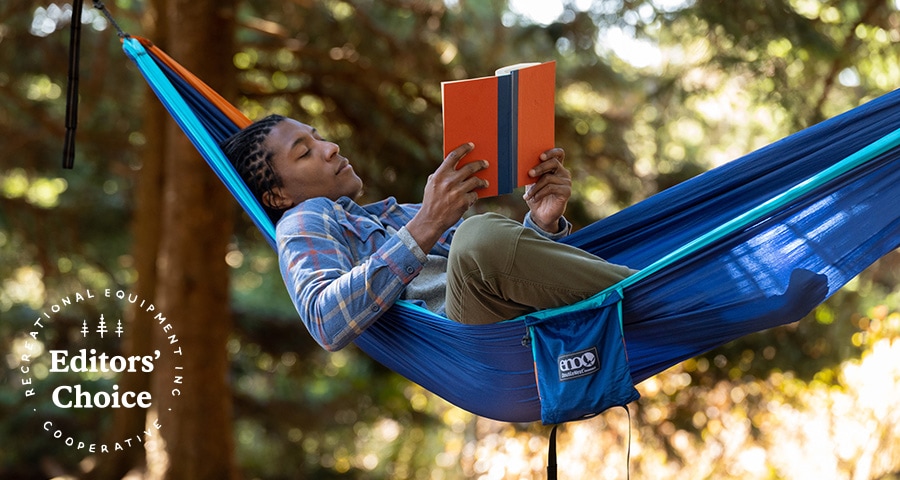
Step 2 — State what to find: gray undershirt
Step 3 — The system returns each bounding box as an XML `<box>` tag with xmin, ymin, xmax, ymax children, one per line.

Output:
<box><xmin>390</xmin><ymin>226</ymin><xmax>448</xmax><ymax>315</ymax></box>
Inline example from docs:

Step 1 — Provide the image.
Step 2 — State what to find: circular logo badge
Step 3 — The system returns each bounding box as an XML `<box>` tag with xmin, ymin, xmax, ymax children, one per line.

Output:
<box><xmin>13</xmin><ymin>288</ymin><xmax>183</xmax><ymax>456</ymax></box>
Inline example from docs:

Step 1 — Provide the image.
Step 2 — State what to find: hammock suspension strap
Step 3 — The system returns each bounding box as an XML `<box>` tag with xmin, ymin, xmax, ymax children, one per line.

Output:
<box><xmin>545</xmin><ymin>407</ymin><xmax>633</xmax><ymax>480</ymax></box>
<box><xmin>547</xmin><ymin>425</ymin><xmax>558</xmax><ymax>480</ymax></box>
<box><xmin>63</xmin><ymin>0</ymin><xmax>127</xmax><ymax>169</ymax></box>
<box><xmin>93</xmin><ymin>1</ymin><xmax>128</xmax><ymax>38</ymax></box>
<box><xmin>62</xmin><ymin>0</ymin><xmax>84</xmax><ymax>169</ymax></box>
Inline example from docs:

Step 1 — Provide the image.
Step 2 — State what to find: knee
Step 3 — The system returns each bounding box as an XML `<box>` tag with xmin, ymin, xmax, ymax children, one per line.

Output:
<box><xmin>453</xmin><ymin>213</ymin><xmax>514</xmax><ymax>250</ymax></box>
<box><xmin>449</xmin><ymin>213</ymin><xmax>525</xmax><ymax>272</ymax></box>
<box><xmin>449</xmin><ymin>213</ymin><xmax>526</xmax><ymax>273</ymax></box>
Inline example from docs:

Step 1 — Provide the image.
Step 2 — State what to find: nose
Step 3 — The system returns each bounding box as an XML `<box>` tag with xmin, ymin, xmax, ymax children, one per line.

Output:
<box><xmin>324</xmin><ymin>140</ymin><xmax>340</xmax><ymax>159</ymax></box>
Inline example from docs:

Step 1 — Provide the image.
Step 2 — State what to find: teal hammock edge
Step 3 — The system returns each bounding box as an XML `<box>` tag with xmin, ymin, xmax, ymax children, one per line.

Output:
<box><xmin>614</xmin><ymin>121</ymin><xmax>900</xmax><ymax>291</ymax></box>
<box><xmin>121</xmin><ymin>38</ymin><xmax>277</xmax><ymax>247</ymax></box>
<box><xmin>121</xmin><ymin>36</ymin><xmax>900</xmax><ymax>423</ymax></box>
<box><xmin>520</xmin><ymin>114</ymin><xmax>900</xmax><ymax>325</ymax></box>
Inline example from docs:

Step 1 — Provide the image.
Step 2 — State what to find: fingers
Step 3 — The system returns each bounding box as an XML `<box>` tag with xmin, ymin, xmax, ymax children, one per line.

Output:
<box><xmin>540</xmin><ymin>147</ymin><xmax>566</xmax><ymax>163</ymax></box>
<box><xmin>459</xmin><ymin>172</ymin><xmax>489</xmax><ymax>193</ymax></box>
<box><xmin>435</xmin><ymin>142</ymin><xmax>489</xmax><ymax>192</ymax></box>
<box><xmin>424</xmin><ymin>142</ymin><xmax>488</xmax><ymax>211</ymax></box>
<box><xmin>529</xmin><ymin>147</ymin><xmax>567</xmax><ymax>178</ymax></box>
<box><xmin>457</xmin><ymin>159</ymin><xmax>490</xmax><ymax>180</ymax></box>
<box><xmin>524</xmin><ymin>147</ymin><xmax>570</xmax><ymax>202</ymax></box>
<box><xmin>466</xmin><ymin>190</ymin><xmax>479</xmax><ymax>208</ymax></box>
<box><xmin>527</xmin><ymin>182</ymin><xmax>570</xmax><ymax>205</ymax></box>
<box><xmin>439</xmin><ymin>142</ymin><xmax>475</xmax><ymax>171</ymax></box>
<box><xmin>431</xmin><ymin>169</ymin><xmax>488</xmax><ymax>203</ymax></box>
<box><xmin>412</xmin><ymin>143</ymin><xmax>490</xmax><ymax>250</ymax></box>
<box><xmin>523</xmin><ymin>148</ymin><xmax>572</xmax><ymax>205</ymax></box>
<box><xmin>526</xmin><ymin>175</ymin><xmax>571</xmax><ymax>202</ymax></box>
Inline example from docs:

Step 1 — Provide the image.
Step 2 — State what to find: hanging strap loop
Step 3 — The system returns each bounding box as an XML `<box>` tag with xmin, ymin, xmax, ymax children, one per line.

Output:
<box><xmin>62</xmin><ymin>0</ymin><xmax>85</xmax><ymax>169</ymax></box>
<box><xmin>545</xmin><ymin>407</ymin><xmax>633</xmax><ymax>480</ymax></box>
<box><xmin>93</xmin><ymin>0</ymin><xmax>128</xmax><ymax>38</ymax></box>
<box><xmin>62</xmin><ymin>0</ymin><xmax>127</xmax><ymax>169</ymax></box>
<box><xmin>546</xmin><ymin>425</ymin><xmax>558</xmax><ymax>480</ymax></box>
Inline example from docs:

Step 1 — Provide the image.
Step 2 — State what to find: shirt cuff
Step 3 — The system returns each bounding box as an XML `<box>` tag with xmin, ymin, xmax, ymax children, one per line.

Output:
<box><xmin>396</xmin><ymin>226</ymin><xmax>429</xmax><ymax>264</ymax></box>
<box><xmin>524</xmin><ymin>212</ymin><xmax>572</xmax><ymax>240</ymax></box>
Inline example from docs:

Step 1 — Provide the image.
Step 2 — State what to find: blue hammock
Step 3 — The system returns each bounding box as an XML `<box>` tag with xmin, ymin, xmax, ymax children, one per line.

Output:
<box><xmin>122</xmin><ymin>37</ymin><xmax>900</xmax><ymax>423</ymax></box>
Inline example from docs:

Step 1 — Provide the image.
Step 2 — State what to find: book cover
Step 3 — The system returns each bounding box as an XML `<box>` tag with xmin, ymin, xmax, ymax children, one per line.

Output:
<box><xmin>441</xmin><ymin>61</ymin><xmax>556</xmax><ymax>198</ymax></box>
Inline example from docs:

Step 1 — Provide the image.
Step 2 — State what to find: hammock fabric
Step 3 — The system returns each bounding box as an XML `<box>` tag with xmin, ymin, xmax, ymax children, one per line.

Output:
<box><xmin>122</xmin><ymin>36</ymin><xmax>900</xmax><ymax>423</ymax></box>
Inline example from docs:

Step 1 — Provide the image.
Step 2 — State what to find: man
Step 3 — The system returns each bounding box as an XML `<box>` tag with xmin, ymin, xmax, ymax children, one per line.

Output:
<box><xmin>221</xmin><ymin>115</ymin><xmax>634</xmax><ymax>351</ymax></box>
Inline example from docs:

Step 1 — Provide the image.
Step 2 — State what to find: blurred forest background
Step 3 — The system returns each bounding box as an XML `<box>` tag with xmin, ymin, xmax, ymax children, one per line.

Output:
<box><xmin>2</xmin><ymin>0</ymin><xmax>900</xmax><ymax>478</ymax></box>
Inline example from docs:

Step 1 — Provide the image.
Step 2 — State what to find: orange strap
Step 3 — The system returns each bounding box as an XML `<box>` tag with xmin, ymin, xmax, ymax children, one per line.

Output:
<box><xmin>133</xmin><ymin>36</ymin><xmax>252</xmax><ymax>129</ymax></box>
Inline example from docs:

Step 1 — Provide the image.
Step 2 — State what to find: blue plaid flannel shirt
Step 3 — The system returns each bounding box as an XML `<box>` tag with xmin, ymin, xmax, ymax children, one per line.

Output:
<box><xmin>276</xmin><ymin>195</ymin><xmax>568</xmax><ymax>351</ymax></box>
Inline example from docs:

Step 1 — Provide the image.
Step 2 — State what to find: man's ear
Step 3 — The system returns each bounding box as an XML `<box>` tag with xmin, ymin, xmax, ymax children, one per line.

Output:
<box><xmin>262</xmin><ymin>188</ymin><xmax>294</xmax><ymax>210</ymax></box>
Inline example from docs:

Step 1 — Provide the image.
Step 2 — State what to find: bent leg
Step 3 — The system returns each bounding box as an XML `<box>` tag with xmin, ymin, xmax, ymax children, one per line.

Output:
<box><xmin>445</xmin><ymin>213</ymin><xmax>636</xmax><ymax>324</ymax></box>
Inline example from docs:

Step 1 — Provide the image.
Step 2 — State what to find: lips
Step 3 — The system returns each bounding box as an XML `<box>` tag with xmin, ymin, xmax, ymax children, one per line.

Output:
<box><xmin>336</xmin><ymin>158</ymin><xmax>350</xmax><ymax>175</ymax></box>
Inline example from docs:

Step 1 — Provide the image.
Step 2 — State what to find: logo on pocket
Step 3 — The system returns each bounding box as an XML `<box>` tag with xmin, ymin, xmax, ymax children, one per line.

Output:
<box><xmin>557</xmin><ymin>347</ymin><xmax>600</xmax><ymax>381</ymax></box>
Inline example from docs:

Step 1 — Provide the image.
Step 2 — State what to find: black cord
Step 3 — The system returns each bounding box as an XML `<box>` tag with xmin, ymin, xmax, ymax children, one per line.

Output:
<box><xmin>545</xmin><ymin>408</ymin><xmax>632</xmax><ymax>480</ymax></box>
<box><xmin>547</xmin><ymin>425</ymin><xmax>558</xmax><ymax>480</ymax></box>
<box><xmin>61</xmin><ymin>1</ymin><xmax>128</xmax><ymax>169</ymax></box>
<box><xmin>62</xmin><ymin>0</ymin><xmax>85</xmax><ymax>169</ymax></box>
<box><xmin>93</xmin><ymin>1</ymin><xmax>127</xmax><ymax>38</ymax></box>
<box><xmin>625</xmin><ymin>406</ymin><xmax>632</xmax><ymax>480</ymax></box>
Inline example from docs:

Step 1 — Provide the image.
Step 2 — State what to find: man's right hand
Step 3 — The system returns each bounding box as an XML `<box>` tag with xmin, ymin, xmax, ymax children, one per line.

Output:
<box><xmin>406</xmin><ymin>142</ymin><xmax>488</xmax><ymax>252</ymax></box>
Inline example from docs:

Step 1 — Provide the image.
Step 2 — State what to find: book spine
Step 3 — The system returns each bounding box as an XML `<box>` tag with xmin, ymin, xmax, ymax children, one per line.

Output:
<box><xmin>497</xmin><ymin>73</ymin><xmax>515</xmax><ymax>196</ymax></box>
<box><xmin>509</xmin><ymin>70</ymin><xmax>519</xmax><ymax>194</ymax></box>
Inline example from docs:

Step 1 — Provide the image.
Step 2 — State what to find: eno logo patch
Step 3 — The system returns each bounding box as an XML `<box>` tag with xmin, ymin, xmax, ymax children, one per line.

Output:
<box><xmin>557</xmin><ymin>347</ymin><xmax>600</xmax><ymax>381</ymax></box>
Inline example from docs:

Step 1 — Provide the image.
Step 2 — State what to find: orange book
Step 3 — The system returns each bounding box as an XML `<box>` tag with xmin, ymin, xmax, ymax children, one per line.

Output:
<box><xmin>442</xmin><ymin>61</ymin><xmax>556</xmax><ymax>198</ymax></box>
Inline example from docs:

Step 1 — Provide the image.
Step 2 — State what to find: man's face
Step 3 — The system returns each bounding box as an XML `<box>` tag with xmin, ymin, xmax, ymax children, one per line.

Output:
<box><xmin>262</xmin><ymin>119</ymin><xmax>363</xmax><ymax>209</ymax></box>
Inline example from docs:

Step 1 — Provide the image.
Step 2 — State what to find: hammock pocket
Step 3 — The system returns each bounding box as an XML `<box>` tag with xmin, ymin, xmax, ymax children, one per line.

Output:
<box><xmin>525</xmin><ymin>288</ymin><xmax>639</xmax><ymax>424</ymax></box>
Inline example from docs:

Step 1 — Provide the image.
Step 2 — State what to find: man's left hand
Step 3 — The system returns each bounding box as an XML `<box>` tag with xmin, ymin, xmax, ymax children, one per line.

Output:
<box><xmin>524</xmin><ymin>147</ymin><xmax>571</xmax><ymax>233</ymax></box>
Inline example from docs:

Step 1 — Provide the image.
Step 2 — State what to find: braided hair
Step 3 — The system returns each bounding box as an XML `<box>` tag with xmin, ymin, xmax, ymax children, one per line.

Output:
<box><xmin>220</xmin><ymin>114</ymin><xmax>288</xmax><ymax>224</ymax></box>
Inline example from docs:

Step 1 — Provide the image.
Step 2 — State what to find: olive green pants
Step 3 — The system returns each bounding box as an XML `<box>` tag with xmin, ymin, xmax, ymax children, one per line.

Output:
<box><xmin>445</xmin><ymin>213</ymin><xmax>636</xmax><ymax>325</ymax></box>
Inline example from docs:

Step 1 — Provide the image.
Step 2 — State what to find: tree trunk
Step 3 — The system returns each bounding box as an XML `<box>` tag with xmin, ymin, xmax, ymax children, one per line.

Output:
<box><xmin>145</xmin><ymin>0</ymin><xmax>238</xmax><ymax>478</ymax></box>
<box><xmin>86</xmin><ymin>2</ymin><xmax>167</xmax><ymax>478</ymax></box>
<box><xmin>88</xmin><ymin>91</ymin><xmax>165</xmax><ymax>480</ymax></box>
